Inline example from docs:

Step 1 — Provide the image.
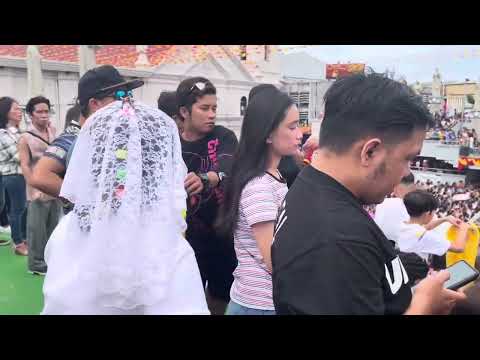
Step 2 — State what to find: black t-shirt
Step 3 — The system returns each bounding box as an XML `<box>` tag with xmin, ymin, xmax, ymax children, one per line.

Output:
<box><xmin>278</xmin><ymin>156</ymin><xmax>301</xmax><ymax>188</ymax></box>
<box><xmin>181</xmin><ymin>125</ymin><xmax>238</xmax><ymax>249</ymax></box>
<box><xmin>271</xmin><ymin>166</ymin><xmax>412</xmax><ymax>315</ymax></box>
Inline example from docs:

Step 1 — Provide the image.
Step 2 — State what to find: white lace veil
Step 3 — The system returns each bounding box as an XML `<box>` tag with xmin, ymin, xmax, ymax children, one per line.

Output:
<box><xmin>59</xmin><ymin>99</ymin><xmax>188</xmax><ymax>309</ymax></box>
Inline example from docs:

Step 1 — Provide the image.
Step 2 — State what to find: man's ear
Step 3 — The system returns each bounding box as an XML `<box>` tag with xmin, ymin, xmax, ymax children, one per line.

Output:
<box><xmin>88</xmin><ymin>98</ymin><xmax>99</xmax><ymax>114</ymax></box>
<box><xmin>360</xmin><ymin>138</ymin><xmax>382</xmax><ymax>166</ymax></box>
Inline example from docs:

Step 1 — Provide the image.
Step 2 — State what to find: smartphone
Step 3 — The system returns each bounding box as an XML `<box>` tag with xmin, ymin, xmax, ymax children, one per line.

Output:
<box><xmin>444</xmin><ymin>260</ymin><xmax>479</xmax><ymax>291</ymax></box>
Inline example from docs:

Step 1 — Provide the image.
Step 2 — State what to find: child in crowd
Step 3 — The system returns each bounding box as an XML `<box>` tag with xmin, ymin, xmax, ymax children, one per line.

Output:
<box><xmin>397</xmin><ymin>190</ymin><xmax>469</xmax><ymax>265</ymax></box>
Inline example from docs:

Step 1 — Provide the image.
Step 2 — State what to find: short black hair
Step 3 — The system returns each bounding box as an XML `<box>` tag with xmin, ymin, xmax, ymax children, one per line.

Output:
<box><xmin>64</xmin><ymin>104</ymin><xmax>81</xmax><ymax>130</ymax></box>
<box><xmin>79</xmin><ymin>92</ymin><xmax>112</xmax><ymax>118</ymax></box>
<box><xmin>176</xmin><ymin>76</ymin><xmax>216</xmax><ymax>113</ymax></box>
<box><xmin>26</xmin><ymin>96</ymin><xmax>50</xmax><ymax>115</ymax></box>
<box><xmin>157</xmin><ymin>91</ymin><xmax>179</xmax><ymax>118</ymax></box>
<box><xmin>319</xmin><ymin>72</ymin><xmax>434</xmax><ymax>154</ymax></box>
<box><xmin>404</xmin><ymin>190</ymin><xmax>439</xmax><ymax>217</ymax></box>
<box><xmin>400</xmin><ymin>173</ymin><xmax>415</xmax><ymax>185</ymax></box>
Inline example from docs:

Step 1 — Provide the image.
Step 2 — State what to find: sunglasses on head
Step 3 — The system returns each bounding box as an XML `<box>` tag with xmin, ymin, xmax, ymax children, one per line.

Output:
<box><xmin>114</xmin><ymin>89</ymin><xmax>133</xmax><ymax>99</ymax></box>
<box><xmin>188</xmin><ymin>81</ymin><xmax>207</xmax><ymax>95</ymax></box>
<box><xmin>76</xmin><ymin>89</ymin><xmax>133</xmax><ymax>106</ymax></box>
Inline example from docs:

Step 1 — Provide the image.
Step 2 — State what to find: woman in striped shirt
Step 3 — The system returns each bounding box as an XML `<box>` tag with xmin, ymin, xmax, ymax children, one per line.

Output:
<box><xmin>217</xmin><ymin>85</ymin><xmax>303</xmax><ymax>315</ymax></box>
<box><xmin>0</xmin><ymin>97</ymin><xmax>28</xmax><ymax>255</ymax></box>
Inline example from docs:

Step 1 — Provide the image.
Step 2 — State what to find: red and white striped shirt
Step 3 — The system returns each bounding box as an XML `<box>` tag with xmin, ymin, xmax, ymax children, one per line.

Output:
<box><xmin>230</xmin><ymin>172</ymin><xmax>287</xmax><ymax>310</ymax></box>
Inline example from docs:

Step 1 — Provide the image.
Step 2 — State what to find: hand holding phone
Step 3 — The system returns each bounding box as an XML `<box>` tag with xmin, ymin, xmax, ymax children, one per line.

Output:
<box><xmin>444</xmin><ymin>260</ymin><xmax>479</xmax><ymax>291</ymax></box>
<box><xmin>409</xmin><ymin>270</ymin><xmax>466</xmax><ymax>315</ymax></box>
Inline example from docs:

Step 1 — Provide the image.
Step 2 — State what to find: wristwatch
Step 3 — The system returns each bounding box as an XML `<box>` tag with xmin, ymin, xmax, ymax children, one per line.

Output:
<box><xmin>197</xmin><ymin>173</ymin><xmax>210</xmax><ymax>191</ymax></box>
<box><xmin>217</xmin><ymin>171</ymin><xmax>226</xmax><ymax>183</ymax></box>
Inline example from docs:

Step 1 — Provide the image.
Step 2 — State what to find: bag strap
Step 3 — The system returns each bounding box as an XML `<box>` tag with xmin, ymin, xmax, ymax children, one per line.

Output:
<box><xmin>26</xmin><ymin>131</ymin><xmax>50</xmax><ymax>146</ymax></box>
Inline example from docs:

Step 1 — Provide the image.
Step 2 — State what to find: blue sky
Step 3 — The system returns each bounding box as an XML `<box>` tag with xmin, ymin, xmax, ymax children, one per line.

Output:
<box><xmin>280</xmin><ymin>45</ymin><xmax>480</xmax><ymax>83</ymax></box>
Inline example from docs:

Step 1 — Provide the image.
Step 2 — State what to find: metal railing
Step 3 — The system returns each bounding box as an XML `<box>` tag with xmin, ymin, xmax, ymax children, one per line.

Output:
<box><xmin>410</xmin><ymin>166</ymin><xmax>464</xmax><ymax>175</ymax></box>
<box><xmin>424</xmin><ymin>139</ymin><xmax>460</xmax><ymax>145</ymax></box>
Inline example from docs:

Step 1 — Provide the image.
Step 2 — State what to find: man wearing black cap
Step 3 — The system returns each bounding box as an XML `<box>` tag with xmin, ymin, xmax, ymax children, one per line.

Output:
<box><xmin>31</xmin><ymin>65</ymin><xmax>144</xmax><ymax>203</ymax></box>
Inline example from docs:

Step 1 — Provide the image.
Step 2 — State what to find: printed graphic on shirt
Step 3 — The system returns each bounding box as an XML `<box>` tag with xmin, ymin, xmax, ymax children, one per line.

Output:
<box><xmin>384</xmin><ymin>256</ymin><xmax>409</xmax><ymax>295</ymax></box>
<box><xmin>183</xmin><ymin>138</ymin><xmax>231</xmax><ymax>217</ymax></box>
<box><xmin>182</xmin><ymin>137</ymin><xmax>234</xmax><ymax>219</ymax></box>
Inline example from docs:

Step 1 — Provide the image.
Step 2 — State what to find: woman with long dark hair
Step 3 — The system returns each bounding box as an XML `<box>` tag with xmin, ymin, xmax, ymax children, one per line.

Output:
<box><xmin>0</xmin><ymin>97</ymin><xmax>27</xmax><ymax>255</ymax></box>
<box><xmin>217</xmin><ymin>86</ymin><xmax>303</xmax><ymax>315</ymax></box>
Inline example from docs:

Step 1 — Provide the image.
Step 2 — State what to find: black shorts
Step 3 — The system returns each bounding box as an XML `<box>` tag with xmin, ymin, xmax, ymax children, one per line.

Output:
<box><xmin>186</xmin><ymin>228</ymin><xmax>237</xmax><ymax>302</ymax></box>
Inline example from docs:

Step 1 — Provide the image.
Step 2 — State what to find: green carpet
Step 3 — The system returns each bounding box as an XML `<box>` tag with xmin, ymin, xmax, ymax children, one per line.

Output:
<box><xmin>0</xmin><ymin>233</ymin><xmax>44</xmax><ymax>315</ymax></box>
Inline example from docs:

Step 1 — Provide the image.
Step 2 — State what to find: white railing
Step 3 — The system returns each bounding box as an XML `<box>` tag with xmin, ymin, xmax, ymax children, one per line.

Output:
<box><xmin>410</xmin><ymin>166</ymin><xmax>463</xmax><ymax>175</ymax></box>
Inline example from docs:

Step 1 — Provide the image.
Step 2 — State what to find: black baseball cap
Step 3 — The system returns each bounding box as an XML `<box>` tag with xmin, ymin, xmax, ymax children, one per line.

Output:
<box><xmin>77</xmin><ymin>65</ymin><xmax>144</xmax><ymax>107</ymax></box>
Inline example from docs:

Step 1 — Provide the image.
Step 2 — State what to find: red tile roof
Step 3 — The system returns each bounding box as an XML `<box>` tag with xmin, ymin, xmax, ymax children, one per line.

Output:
<box><xmin>0</xmin><ymin>45</ymin><xmax>175</xmax><ymax>68</ymax></box>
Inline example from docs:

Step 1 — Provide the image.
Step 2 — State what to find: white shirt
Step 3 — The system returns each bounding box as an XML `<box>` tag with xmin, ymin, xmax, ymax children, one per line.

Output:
<box><xmin>397</xmin><ymin>222</ymin><xmax>451</xmax><ymax>261</ymax></box>
<box><xmin>374</xmin><ymin>198</ymin><xmax>409</xmax><ymax>244</ymax></box>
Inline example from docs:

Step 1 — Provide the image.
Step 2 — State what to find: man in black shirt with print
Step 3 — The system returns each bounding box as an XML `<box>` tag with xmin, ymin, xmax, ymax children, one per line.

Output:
<box><xmin>176</xmin><ymin>77</ymin><xmax>238</xmax><ymax>314</ymax></box>
<box><xmin>272</xmin><ymin>72</ymin><xmax>466</xmax><ymax>315</ymax></box>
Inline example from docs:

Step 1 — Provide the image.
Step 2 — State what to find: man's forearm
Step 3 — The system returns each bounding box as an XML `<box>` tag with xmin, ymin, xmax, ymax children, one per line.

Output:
<box><xmin>30</xmin><ymin>171</ymin><xmax>63</xmax><ymax>198</ymax></box>
<box><xmin>31</xmin><ymin>157</ymin><xmax>66</xmax><ymax>198</ymax></box>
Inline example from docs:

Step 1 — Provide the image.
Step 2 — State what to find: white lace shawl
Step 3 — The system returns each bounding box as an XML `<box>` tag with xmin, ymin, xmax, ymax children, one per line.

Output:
<box><xmin>58</xmin><ymin>100</ymin><xmax>189</xmax><ymax>309</ymax></box>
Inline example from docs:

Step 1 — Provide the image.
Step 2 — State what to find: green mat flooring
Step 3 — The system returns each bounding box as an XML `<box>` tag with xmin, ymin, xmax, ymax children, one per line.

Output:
<box><xmin>0</xmin><ymin>233</ymin><xmax>44</xmax><ymax>315</ymax></box>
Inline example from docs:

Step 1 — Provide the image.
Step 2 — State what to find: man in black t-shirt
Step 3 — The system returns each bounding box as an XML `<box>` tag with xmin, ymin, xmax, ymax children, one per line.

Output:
<box><xmin>176</xmin><ymin>77</ymin><xmax>238</xmax><ymax>314</ymax></box>
<box><xmin>271</xmin><ymin>73</ymin><xmax>466</xmax><ymax>315</ymax></box>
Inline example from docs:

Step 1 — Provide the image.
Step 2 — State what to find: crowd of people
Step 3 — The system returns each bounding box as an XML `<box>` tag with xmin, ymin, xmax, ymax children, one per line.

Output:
<box><xmin>1</xmin><ymin>64</ymin><xmax>477</xmax><ymax>315</ymax></box>
<box><xmin>426</xmin><ymin>128</ymin><xmax>457</xmax><ymax>143</ymax></box>
<box><xmin>433</xmin><ymin>112</ymin><xmax>459</xmax><ymax>130</ymax></box>
<box><xmin>458</xmin><ymin>127</ymin><xmax>478</xmax><ymax>148</ymax></box>
<box><xmin>426</xmin><ymin>113</ymin><xmax>457</xmax><ymax>142</ymax></box>
<box><xmin>367</xmin><ymin>178</ymin><xmax>480</xmax><ymax>222</ymax></box>
<box><xmin>426</xmin><ymin>111</ymin><xmax>479</xmax><ymax>148</ymax></box>
<box><xmin>418</xmin><ymin>179</ymin><xmax>480</xmax><ymax>221</ymax></box>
